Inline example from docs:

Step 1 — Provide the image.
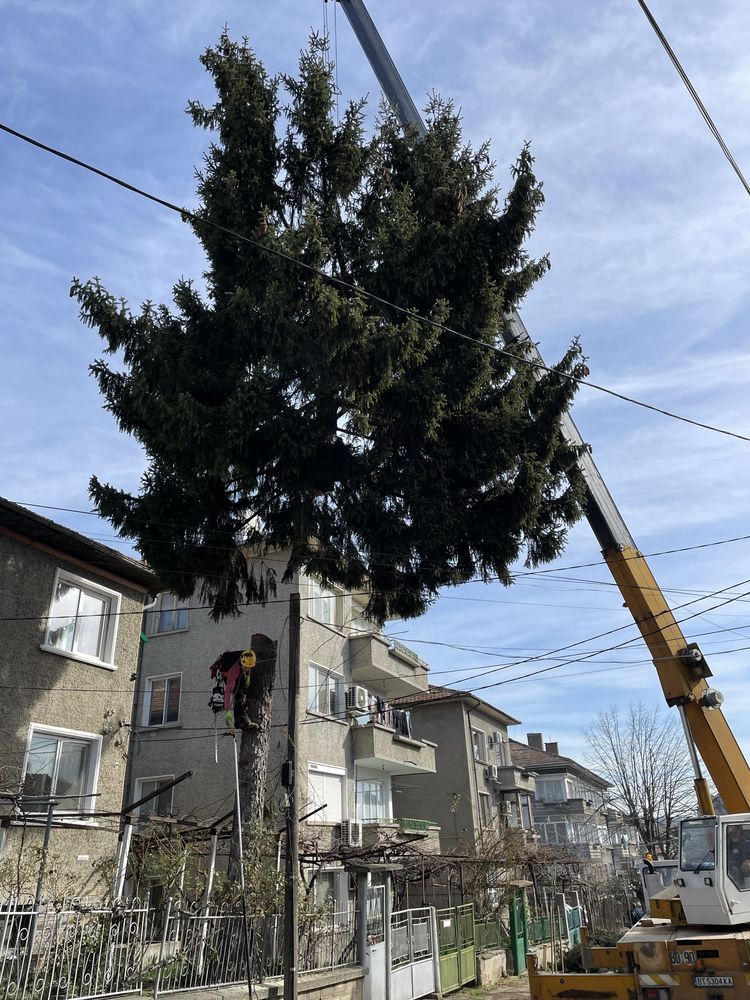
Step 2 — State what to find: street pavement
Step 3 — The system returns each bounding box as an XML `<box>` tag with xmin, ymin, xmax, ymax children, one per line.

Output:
<box><xmin>448</xmin><ymin>975</ymin><xmax>530</xmax><ymax>1000</ymax></box>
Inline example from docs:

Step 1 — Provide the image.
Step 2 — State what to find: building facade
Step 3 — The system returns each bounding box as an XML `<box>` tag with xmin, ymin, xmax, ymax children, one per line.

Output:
<box><xmin>511</xmin><ymin>734</ymin><xmax>641</xmax><ymax>878</ymax></box>
<box><xmin>0</xmin><ymin>497</ymin><xmax>153</xmax><ymax>894</ymax></box>
<box><xmin>129</xmin><ymin>565</ymin><xmax>440</xmax><ymax>908</ymax></box>
<box><xmin>389</xmin><ymin>687</ymin><xmax>537</xmax><ymax>855</ymax></box>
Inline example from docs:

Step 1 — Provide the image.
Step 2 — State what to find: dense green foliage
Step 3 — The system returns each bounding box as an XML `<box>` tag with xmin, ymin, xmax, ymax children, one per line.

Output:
<box><xmin>74</xmin><ymin>32</ymin><xmax>587</xmax><ymax>621</ymax></box>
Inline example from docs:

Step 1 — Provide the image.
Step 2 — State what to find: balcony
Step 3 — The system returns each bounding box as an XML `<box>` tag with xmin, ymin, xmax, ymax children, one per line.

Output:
<box><xmin>351</xmin><ymin>722</ymin><xmax>436</xmax><ymax>775</ymax></box>
<box><xmin>349</xmin><ymin>634</ymin><xmax>429</xmax><ymax>698</ymax></box>
<box><xmin>492</xmin><ymin>765</ymin><xmax>536</xmax><ymax>795</ymax></box>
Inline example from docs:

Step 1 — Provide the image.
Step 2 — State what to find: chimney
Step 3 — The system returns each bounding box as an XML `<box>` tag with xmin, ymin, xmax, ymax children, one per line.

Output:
<box><xmin>545</xmin><ymin>741</ymin><xmax>559</xmax><ymax>756</ymax></box>
<box><xmin>527</xmin><ymin>733</ymin><xmax>544</xmax><ymax>750</ymax></box>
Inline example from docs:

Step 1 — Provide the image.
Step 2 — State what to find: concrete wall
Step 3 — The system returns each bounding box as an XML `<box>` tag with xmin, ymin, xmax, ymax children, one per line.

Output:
<box><xmin>392</xmin><ymin>699</ymin><xmax>475</xmax><ymax>852</ymax></box>
<box><xmin>0</xmin><ymin>532</ymin><xmax>145</xmax><ymax>894</ymax></box>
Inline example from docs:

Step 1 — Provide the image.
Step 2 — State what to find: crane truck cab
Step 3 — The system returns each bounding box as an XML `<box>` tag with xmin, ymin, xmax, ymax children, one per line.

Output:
<box><xmin>664</xmin><ymin>816</ymin><xmax>750</xmax><ymax>927</ymax></box>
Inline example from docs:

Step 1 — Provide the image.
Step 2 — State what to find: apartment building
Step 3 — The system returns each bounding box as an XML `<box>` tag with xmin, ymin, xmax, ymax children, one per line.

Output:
<box><xmin>389</xmin><ymin>686</ymin><xmax>536</xmax><ymax>854</ymax></box>
<box><xmin>128</xmin><ymin>564</ymin><xmax>440</xmax><ymax>907</ymax></box>
<box><xmin>0</xmin><ymin>497</ymin><xmax>153</xmax><ymax>893</ymax></box>
<box><xmin>511</xmin><ymin>734</ymin><xmax>641</xmax><ymax>877</ymax></box>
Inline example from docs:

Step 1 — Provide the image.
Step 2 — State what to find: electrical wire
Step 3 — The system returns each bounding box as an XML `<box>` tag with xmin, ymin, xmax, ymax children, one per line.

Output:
<box><xmin>12</xmin><ymin>499</ymin><xmax>750</xmax><ymax>587</ymax></box>
<box><xmin>634</xmin><ymin>0</ymin><xmax>750</xmax><ymax>199</ymax></box>
<box><xmin>1</xmin><ymin>120</ymin><xmax>749</xmax><ymax>443</ymax></box>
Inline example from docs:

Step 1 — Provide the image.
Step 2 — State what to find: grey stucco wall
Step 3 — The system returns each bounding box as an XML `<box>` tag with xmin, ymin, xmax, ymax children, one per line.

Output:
<box><xmin>392</xmin><ymin>700</ymin><xmax>515</xmax><ymax>853</ymax></box>
<box><xmin>0</xmin><ymin>532</ymin><xmax>145</xmax><ymax>894</ymax></box>
<box><xmin>132</xmin><ymin>569</ymin><xmax>362</xmax><ymax>832</ymax></box>
<box><xmin>131</xmin><ymin>565</ymin><xmax>437</xmax><ymax>853</ymax></box>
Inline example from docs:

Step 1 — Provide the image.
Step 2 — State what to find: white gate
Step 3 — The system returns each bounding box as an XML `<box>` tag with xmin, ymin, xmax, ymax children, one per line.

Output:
<box><xmin>390</xmin><ymin>907</ymin><xmax>438</xmax><ymax>1000</ymax></box>
<box><xmin>363</xmin><ymin>886</ymin><xmax>386</xmax><ymax>1000</ymax></box>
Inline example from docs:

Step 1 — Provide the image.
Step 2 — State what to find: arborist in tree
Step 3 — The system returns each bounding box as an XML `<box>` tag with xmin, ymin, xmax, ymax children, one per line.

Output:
<box><xmin>208</xmin><ymin>649</ymin><xmax>259</xmax><ymax>731</ymax></box>
<box><xmin>224</xmin><ymin>648</ymin><xmax>258</xmax><ymax>731</ymax></box>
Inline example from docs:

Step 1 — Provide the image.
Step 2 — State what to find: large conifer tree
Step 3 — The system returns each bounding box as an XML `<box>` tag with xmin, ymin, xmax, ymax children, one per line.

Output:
<box><xmin>73</xmin><ymin>33</ymin><xmax>587</xmax><ymax>622</ymax></box>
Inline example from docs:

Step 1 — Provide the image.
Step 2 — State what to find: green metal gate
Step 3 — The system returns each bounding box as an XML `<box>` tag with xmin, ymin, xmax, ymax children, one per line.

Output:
<box><xmin>508</xmin><ymin>890</ymin><xmax>529</xmax><ymax>975</ymax></box>
<box><xmin>436</xmin><ymin>904</ymin><xmax>475</xmax><ymax>993</ymax></box>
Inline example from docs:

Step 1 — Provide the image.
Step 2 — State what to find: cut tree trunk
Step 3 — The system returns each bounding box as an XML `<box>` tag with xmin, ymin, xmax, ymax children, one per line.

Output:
<box><xmin>230</xmin><ymin>632</ymin><xmax>278</xmax><ymax>873</ymax></box>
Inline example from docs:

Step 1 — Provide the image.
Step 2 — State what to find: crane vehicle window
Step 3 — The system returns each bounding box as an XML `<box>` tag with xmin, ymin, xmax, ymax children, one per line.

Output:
<box><xmin>680</xmin><ymin>818</ymin><xmax>717</xmax><ymax>872</ymax></box>
<box><xmin>726</xmin><ymin>824</ymin><xmax>750</xmax><ymax>890</ymax></box>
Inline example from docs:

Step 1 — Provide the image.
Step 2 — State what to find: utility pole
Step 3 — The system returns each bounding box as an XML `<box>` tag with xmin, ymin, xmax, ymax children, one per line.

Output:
<box><xmin>283</xmin><ymin>592</ymin><xmax>301</xmax><ymax>1000</ymax></box>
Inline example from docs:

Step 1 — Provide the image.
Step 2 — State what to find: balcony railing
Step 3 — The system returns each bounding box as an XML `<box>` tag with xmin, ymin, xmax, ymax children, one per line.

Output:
<box><xmin>387</xmin><ymin>638</ymin><xmax>428</xmax><ymax>669</ymax></box>
<box><xmin>349</xmin><ymin>634</ymin><xmax>429</xmax><ymax>697</ymax></box>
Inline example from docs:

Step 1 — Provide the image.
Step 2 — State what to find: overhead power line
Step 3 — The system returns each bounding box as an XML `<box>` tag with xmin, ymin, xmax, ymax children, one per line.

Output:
<box><xmin>1</xmin><ymin>121</ymin><xmax>750</xmax><ymax>443</ymax></box>
<box><xmin>634</xmin><ymin>0</ymin><xmax>750</xmax><ymax>199</ymax></box>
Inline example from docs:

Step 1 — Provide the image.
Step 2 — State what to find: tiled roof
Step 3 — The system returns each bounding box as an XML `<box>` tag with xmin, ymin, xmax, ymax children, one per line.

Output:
<box><xmin>509</xmin><ymin>738</ymin><xmax>609</xmax><ymax>788</ymax></box>
<box><xmin>392</xmin><ymin>685</ymin><xmax>520</xmax><ymax>725</ymax></box>
<box><xmin>0</xmin><ymin>496</ymin><xmax>154</xmax><ymax>589</ymax></box>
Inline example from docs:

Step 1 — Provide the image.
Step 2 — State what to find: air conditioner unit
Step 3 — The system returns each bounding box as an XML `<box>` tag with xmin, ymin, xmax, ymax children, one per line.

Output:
<box><xmin>484</xmin><ymin>765</ymin><xmax>498</xmax><ymax>780</ymax></box>
<box><xmin>340</xmin><ymin>820</ymin><xmax>363</xmax><ymax>847</ymax></box>
<box><xmin>346</xmin><ymin>685</ymin><xmax>368</xmax><ymax>714</ymax></box>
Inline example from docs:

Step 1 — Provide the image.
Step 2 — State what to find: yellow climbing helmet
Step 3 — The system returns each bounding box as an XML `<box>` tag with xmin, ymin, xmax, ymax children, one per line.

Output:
<box><xmin>240</xmin><ymin>648</ymin><xmax>256</xmax><ymax>670</ymax></box>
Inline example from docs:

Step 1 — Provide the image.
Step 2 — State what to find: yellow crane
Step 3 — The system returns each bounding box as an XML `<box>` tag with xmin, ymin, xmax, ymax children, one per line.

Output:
<box><xmin>338</xmin><ymin>2</ymin><xmax>750</xmax><ymax>995</ymax></box>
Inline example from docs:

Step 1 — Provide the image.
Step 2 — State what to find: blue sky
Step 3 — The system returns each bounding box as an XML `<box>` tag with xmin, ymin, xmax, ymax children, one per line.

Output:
<box><xmin>2</xmin><ymin>0</ymin><xmax>750</xmax><ymax>767</ymax></box>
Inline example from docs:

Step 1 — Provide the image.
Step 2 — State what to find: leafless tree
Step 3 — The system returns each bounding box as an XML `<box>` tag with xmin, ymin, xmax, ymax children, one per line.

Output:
<box><xmin>584</xmin><ymin>703</ymin><xmax>695</xmax><ymax>859</ymax></box>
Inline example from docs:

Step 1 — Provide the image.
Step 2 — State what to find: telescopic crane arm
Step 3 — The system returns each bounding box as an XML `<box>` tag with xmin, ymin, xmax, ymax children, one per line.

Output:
<box><xmin>336</xmin><ymin>0</ymin><xmax>750</xmax><ymax>815</ymax></box>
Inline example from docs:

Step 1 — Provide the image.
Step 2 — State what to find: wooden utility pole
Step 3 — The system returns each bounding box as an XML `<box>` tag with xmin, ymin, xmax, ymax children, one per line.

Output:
<box><xmin>283</xmin><ymin>592</ymin><xmax>301</xmax><ymax>1000</ymax></box>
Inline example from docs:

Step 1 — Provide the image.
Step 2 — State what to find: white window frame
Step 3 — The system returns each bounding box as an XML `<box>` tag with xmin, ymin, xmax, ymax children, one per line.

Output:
<box><xmin>151</xmin><ymin>593</ymin><xmax>189</xmax><ymax>636</ymax></box>
<box><xmin>356</xmin><ymin>777</ymin><xmax>391</xmax><ymax>823</ymax></box>
<box><xmin>478</xmin><ymin>792</ymin><xmax>492</xmax><ymax>828</ymax></box>
<box><xmin>307</xmin><ymin>762</ymin><xmax>347</xmax><ymax>825</ymax></box>
<box><xmin>307</xmin><ymin>662</ymin><xmax>344</xmax><ymax>720</ymax></box>
<box><xmin>142</xmin><ymin>673</ymin><xmax>182</xmax><ymax>728</ymax></box>
<box><xmin>41</xmin><ymin>568</ymin><xmax>121</xmax><ymax>669</ymax></box>
<box><xmin>134</xmin><ymin>775</ymin><xmax>175</xmax><ymax>821</ymax></box>
<box><xmin>21</xmin><ymin>724</ymin><xmax>102</xmax><ymax>817</ymax></box>
<box><xmin>472</xmin><ymin>728</ymin><xmax>488</xmax><ymax>763</ymax></box>
<box><xmin>308</xmin><ymin>579</ymin><xmax>341</xmax><ymax>626</ymax></box>
<box><xmin>535</xmin><ymin>778</ymin><xmax>567</xmax><ymax>802</ymax></box>
<box><xmin>349</xmin><ymin>601</ymin><xmax>377</xmax><ymax>635</ymax></box>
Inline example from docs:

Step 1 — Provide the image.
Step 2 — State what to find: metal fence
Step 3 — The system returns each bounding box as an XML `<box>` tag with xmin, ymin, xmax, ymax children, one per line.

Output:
<box><xmin>473</xmin><ymin>917</ymin><xmax>508</xmax><ymax>953</ymax></box>
<box><xmin>0</xmin><ymin>899</ymin><xmax>357</xmax><ymax>1000</ymax></box>
<box><xmin>528</xmin><ymin>915</ymin><xmax>551</xmax><ymax>944</ymax></box>
<box><xmin>0</xmin><ymin>898</ymin><xmax>149</xmax><ymax>1000</ymax></box>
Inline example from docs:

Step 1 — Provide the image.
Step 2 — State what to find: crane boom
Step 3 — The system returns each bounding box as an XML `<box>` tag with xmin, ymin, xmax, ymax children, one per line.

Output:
<box><xmin>336</xmin><ymin>0</ymin><xmax>750</xmax><ymax>813</ymax></box>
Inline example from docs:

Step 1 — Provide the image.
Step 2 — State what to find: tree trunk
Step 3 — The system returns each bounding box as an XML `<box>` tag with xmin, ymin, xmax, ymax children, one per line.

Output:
<box><xmin>230</xmin><ymin>632</ymin><xmax>277</xmax><ymax>873</ymax></box>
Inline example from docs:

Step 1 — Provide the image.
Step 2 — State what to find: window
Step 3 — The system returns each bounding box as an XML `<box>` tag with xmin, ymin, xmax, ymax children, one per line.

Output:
<box><xmin>726</xmin><ymin>823</ymin><xmax>750</xmax><ymax>890</ymax></box>
<box><xmin>154</xmin><ymin>594</ymin><xmax>188</xmax><ymax>634</ymax></box>
<box><xmin>472</xmin><ymin>729</ymin><xmax>487</xmax><ymax>763</ymax></box>
<box><xmin>313</xmin><ymin>870</ymin><xmax>351</xmax><ymax>912</ymax></box>
<box><xmin>144</xmin><ymin>675</ymin><xmax>181</xmax><ymax>727</ymax></box>
<box><xmin>350</xmin><ymin>602</ymin><xmax>377</xmax><ymax>634</ymax></box>
<box><xmin>308</xmin><ymin>662</ymin><xmax>344</xmax><ymax>719</ymax></box>
<box><xmin>42</xmin><ymin>569</ymin><xmax>120</xmax><ymax>667</ymax></box>
<box><xmin>309</xmin><ymin>579</ymin><xmax>339</xmax><ymax>625</ymax></box>
<box><xmin>357</xmin><ymin>779</ymin><xmax>389</xmax><ymax>822</ymax></box>
<box><xmin>135</xmin><ymin>777</ymin><xmax>174</xmax><ymax>821</ymax></box>
<box><xmin>478</xmin><ymin>792</ymin><xmax>492</xmax><ymax>828</ymax></box>
<box><xmin>535</xmin><ymin>778</ymin><xmax>567</xmax><ymax>802</ymax></box>
<box><xmin>22</xmin><ymin>725</ymin><xmax>101</xmax><ymax>812</ymax></box>
<box><xmin>307</xmin><ymin>763</ymin><xmax>346</xmax><ymax>823</ymax></box>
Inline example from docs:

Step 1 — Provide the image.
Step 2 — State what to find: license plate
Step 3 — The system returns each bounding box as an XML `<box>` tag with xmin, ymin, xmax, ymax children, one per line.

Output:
<box><xmin>693</xmin><ymin>975</ymin><xmax>734</xmax><ymax>987</ymax></box>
